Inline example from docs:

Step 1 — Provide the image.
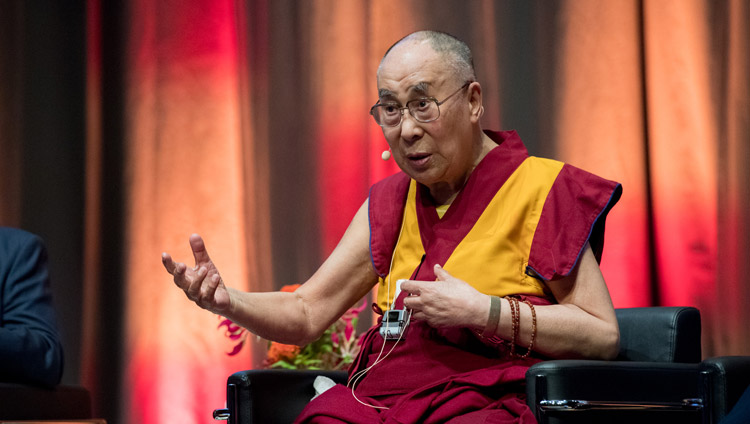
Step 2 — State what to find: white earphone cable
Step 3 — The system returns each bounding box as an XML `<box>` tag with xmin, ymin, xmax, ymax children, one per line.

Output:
<box><xmin>346</xmin><ymin>197</ymin><xmax>410</xmax><ymax>409</ymax></box>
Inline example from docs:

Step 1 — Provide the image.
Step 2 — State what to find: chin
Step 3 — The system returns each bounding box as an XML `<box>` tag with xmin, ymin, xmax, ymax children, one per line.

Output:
<box><xmin>410</xmin><ymin>171</ymin><xmax>444</xmax><ymax>189</ymax></box>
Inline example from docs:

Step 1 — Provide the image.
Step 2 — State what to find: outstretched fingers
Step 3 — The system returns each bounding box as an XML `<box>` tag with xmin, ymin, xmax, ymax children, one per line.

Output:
<box><xmin>186</xmin><ymin>266</ymin><xmax>208</xmax><ymax>300</ymax></box>
<box><xmin>162</xmin><ymin>252</ymin><xmax>190</xmax><ymax>289</ymax></box>
<box><xmin>199</xmin><ymin>273</ymin><xmax>222</xmax><ymax>306</ymax></box>
<box><xmin>162</xmin><ymin>251</ymin><xmax>206</xmax><ymax>298</ymax></box>
<box><xmin>163</xmin><ymin>252</ymin><xmax>192</xmax><ymax>277</ymax></box>
<box><xmin>163</xmin><ymin>235</ymin><xmax>230</xmax><ymax>313</ymax></box>
<box><xmin>161</xmin><ymin>252</ymin><xmax>177</xmax><ymax>274</ymax></box>
<box><xmin>189</xmin><ymin>233</ymin><xmax>212</xmax><ymax>265</ymax></box>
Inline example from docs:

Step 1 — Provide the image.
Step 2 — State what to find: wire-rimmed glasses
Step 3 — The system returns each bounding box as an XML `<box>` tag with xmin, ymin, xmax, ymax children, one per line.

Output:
<box><xmin>369</xmin><ymin>82</ymin><xmax>471</xmax><ymax>127</ymax></box>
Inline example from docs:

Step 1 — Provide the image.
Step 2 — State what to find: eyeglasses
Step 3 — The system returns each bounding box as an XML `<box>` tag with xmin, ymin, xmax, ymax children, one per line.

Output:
<box><xmin>369</xmin><ymin>82</ymin><xmax>471</xmax><ymax>127</ymax></box>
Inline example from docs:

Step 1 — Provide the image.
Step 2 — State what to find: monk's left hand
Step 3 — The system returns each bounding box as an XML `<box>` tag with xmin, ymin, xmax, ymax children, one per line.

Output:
<box><xmin>400</xmin><ymin>264</ymin><xmax>488</xmax><ymax>329</ymax></box>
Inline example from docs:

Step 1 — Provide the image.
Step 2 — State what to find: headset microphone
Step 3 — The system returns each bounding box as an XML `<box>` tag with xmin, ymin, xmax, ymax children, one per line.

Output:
<box><xmin>381</xmin><ymin>150</ymin><xmax>391</xmax><ymax>161</ymax></box>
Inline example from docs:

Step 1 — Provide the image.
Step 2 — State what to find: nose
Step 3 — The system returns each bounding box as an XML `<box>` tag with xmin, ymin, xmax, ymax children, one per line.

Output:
<box><xmin>399</xmin><ymin>111</ymin><xmax>424</xmax><ymax>144</ymax></box>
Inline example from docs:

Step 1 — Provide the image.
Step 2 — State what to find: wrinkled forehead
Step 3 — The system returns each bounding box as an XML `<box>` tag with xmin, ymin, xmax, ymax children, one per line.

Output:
<box><xmin>377</xmin><ymin>81</ymin><xmax>433</xmax><ymax>101</ymax></box>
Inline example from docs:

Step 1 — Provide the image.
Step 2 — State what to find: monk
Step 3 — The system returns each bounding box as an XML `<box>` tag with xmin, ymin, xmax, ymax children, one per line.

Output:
<box><xmin>162</xmin><ymin>30</ymin><xmax>622</xmax><ymax>423</ymax></box>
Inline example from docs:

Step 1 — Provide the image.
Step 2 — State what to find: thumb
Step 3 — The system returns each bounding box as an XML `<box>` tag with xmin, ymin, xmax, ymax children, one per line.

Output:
<box><xmin>189</xmin><ymin>233</ymin><xmax>212</xmax><ymax>264</ymax></box>
<box><xmin>433</xmin><ymin>264</ymin><xmax>452</xmax><ymax>281</ymax></box>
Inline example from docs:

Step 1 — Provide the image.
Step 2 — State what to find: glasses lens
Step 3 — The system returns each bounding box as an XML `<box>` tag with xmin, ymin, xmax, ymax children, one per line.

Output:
<box><xmin>372</xmin><ymin>104</ymin><xmax>402</xmax><ymax>127</ymax></box>
<box><xmin>408</xmin><ymin>99</ymin><xmax>438</xmax><ymax>123</ymax></box>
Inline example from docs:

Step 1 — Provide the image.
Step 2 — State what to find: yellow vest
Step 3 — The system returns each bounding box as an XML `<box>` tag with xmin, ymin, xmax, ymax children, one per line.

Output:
<box><xmin>376</xmin><ymin>157</ymin><xmax>563</xmax><ymax>310</ymax></box>
<box><xmin>368</xmin><ymin>130</ymin><xmax>621</xmax><ymax>311</ymax></box>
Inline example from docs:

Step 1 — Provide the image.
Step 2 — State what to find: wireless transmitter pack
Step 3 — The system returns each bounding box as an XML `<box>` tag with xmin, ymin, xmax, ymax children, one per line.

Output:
<box><xmin>379</xmin><ymin>279</ymin><xmax>410</xmax><ymax>340</ymax></box>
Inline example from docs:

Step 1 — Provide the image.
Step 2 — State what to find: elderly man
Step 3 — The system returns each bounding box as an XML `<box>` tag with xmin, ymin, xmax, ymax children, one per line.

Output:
<box><xmin>163</xmin><ymin>30</ymin><xmax>621</xmax><ymax>422</ymax></box>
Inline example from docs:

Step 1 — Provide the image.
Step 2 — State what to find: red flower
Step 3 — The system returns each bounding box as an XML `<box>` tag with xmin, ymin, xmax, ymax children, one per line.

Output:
<box><xmin>265</xmin><ymin>342</ymin><xmax>300</xmax><ymax>365</ymax></box>
<box><xmin>219</xmin><ymin>318</ymin><xmax>248</xmax><ymax>356</ymax></box>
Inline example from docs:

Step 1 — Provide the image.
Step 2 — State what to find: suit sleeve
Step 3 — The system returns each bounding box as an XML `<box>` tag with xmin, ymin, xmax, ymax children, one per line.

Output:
<box><xmin>0</xmin><ymin>231</ymin><xmax>64</xmax><ymax>387</ymax></box>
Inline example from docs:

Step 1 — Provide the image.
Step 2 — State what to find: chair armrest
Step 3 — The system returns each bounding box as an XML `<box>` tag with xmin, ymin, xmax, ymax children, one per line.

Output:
<box><xmin>224</xmin><ymin>369</ymin><xmax>348</xmax><ymax>424</ymax></box>
<box><xmin>616</xmin><ymin>306</ymin><xmax>701</xmax><ymax>362</ymax></box>
<box><xmin>701</xmin><ymin>356</ymin><xmax>750</xmax><ymax>422</ymax></box>
<box><xmin>526</xmin><ymin>360</ymin><xmax>704</xmax><ymax>423</ymax></box>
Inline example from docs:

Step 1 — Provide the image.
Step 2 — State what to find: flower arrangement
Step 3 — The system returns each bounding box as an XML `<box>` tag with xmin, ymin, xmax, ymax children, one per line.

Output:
<box><xmin>219</xmin><ymin>284</ymin><xmax>366</xmax><ymax>371</ymax></box>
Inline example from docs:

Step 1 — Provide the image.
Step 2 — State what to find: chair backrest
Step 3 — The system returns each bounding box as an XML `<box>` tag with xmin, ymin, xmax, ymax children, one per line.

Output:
<box><xmin>615</xmin><ymin>306</ymin><xmax>701</xmax><ymax>363</ymax></box>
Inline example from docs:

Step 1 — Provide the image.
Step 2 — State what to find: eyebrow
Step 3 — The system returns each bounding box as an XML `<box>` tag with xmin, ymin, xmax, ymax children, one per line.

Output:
<box><xmin>411</xmin><ymin>82</ymin><xmax>432</xmax><ymax>96</ymax></box>
<box><xmin>378</xmin><ymin>82</ymin><xmax>434</xmax><ymax>101</ymax></box>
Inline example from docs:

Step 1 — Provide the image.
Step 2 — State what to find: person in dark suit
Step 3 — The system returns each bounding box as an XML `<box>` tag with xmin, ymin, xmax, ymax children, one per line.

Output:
<box><xmin>0</xmin><ymin>227</ymin><xmax>63</xmax><ymax>387</ymax></box>
<box><xmin>722</xmin><ymin>384</ymin><xmax>750</xmax><ymax>424</ymax></box>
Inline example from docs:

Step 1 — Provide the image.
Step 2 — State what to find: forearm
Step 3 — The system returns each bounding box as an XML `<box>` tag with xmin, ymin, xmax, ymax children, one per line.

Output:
<box><xmin>222</xmin><ymin>288</ymin><xmax>324</xmax><ymax>346</ymax></box>
<box><xmin>490</xmin><ymin>299</ymin><xmax>619</xmax><ymax>359</ymax></box>
<box><xmin>0</xmin><ymin>327</ymin><xmax>63</xmax><ymax>387</ymax></box>
<box><xmin>223</xmin><ymin>200</ymin><xmax>377</xmax><ymax>345</ymax></box>
<box><xmin>223</xmin><ymin>264</ymin><xmax>376</xmax><ymax>346</ymax></box>
<box><xmin>166</xmin><ymin>200</ymin><xmax>377</xmax><ymax>346</ymax></box>
<box><xmin>471</xmin><ymin>245</ymin><xmax>619</xmax><ymax>359</ymax></box>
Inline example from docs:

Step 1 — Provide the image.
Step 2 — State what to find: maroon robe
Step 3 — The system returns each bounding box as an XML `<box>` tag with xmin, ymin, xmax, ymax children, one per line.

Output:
<box><xmin>294</xmin><ymin>297</ymin><xmax>549</xmax><ymax>424</ymax></box>
<box><xmin>295</xmin><ymin>130</ymin><xmax>620</xmax><ymax>423</ymax></box>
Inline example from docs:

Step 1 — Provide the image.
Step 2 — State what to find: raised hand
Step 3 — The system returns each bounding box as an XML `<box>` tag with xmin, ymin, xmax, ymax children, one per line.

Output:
<box><xmin>400</xmin><ymin>264</ymin><xmax>488</xmax><ymax>330</ymax></box>
<box><xmin>162</xmin><ymin>234</ymin><xmax>231</xmax><ymax>314</ymax></box>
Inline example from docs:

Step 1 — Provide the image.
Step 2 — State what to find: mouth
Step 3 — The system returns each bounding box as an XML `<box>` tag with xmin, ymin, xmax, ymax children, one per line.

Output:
<box><xmin>406</xmin><ymin>152</ymin><xmax>431</xmax><ymax>168</ymax></box>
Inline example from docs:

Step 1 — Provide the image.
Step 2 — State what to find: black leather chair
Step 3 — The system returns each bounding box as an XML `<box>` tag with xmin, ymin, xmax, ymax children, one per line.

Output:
<box><xmin>214</xmin><ymin>369</ymin><xmax>348</xmax><ymax>424</ymax></box>
<box><xmin>701</xmin><ymin>356</ymin><xmax>750</xmax><ymax>423</ymax></box>
<box><xmin>527</xmin><ymin>306</ymin><xmax>704</xmax><ymax>423</ymax></box>
<box><xmin>215</xmin><ymin>307</ymin><xmax>750</xmax><ymax>424</ymax></box>
<box><xmin>527</xmin><ymin>307</ymin><xmax>750</xmax><ymax>424</ymax></box>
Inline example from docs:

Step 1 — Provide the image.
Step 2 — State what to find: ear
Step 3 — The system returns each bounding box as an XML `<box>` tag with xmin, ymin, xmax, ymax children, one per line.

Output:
<box><xmin>467</xmin><ymin>82</ymin><xmax>483</xmax><ymax>124</ymax></box>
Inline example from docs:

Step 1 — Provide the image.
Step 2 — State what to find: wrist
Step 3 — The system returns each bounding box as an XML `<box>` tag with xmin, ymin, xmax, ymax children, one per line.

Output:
<box><xmin>470</xmin><ymin>293</ymin><xmax>490</xmax><ymax>331</ymax></box>
<box><xmin>478</xmin><ymin>294</ymin><xmax>501</xmax><ymax>338</ymax></box>
<box><xmin>224</xmin><ymin>286</ymin><xmax>238</xmax><ymax>317</ymax></box>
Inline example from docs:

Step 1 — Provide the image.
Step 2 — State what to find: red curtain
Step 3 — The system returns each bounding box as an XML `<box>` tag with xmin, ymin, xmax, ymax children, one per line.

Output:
<box><xmin>551</xmin><ymin>0</ymin><xmax>750</xmax><ymax>359</ymax></box>
<box><xmin>76</xmin><ymin>0</ymin><xmax>750</xmax><ymax>420</ymax></box>
<box><xmin>84</xmin><ymin>0</ymin><xmax>263</xmax><ymax>421</ymax></box>
<box><xmin>550</xmin><ymin>0</ymin><xmax>651</xmax><ymax>307</ymax></box>
<box><xmin>1</xmin><ymin>0</ymin><xmax>747</xmax><ymax>423</ymax></box>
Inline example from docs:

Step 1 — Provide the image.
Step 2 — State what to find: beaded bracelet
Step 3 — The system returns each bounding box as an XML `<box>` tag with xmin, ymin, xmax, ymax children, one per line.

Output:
<box><xmin>516</xmin><ymin>299</ymin><xmax>537</xmax><ymax>359</ymax></box>
<box><xmin>507</xmin><ymin>296</ymin><xmax>520</xmax><ymax>357</ymax></box>
<box><xmin>506</xmin><ymin>296</ymin><xmax>538</xmax><ymax>359</ymax></box>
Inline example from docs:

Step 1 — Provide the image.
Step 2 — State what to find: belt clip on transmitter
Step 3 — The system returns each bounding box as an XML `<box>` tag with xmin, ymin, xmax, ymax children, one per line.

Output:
<box><xmin>380</xmin><ymin>279</ymin><xmax>410</xmax><ymax>341</ymax></box>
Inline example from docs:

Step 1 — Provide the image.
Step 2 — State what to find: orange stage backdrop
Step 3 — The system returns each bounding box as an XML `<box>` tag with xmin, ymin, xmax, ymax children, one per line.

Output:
<box><xmin>123</xmin><ymin>1</ymin><xmax>251</xmax><ymax>422</ymax></box>
<box><xmin>77</xmin><ymin>0</ymin><xmax>750</xmax><ymax>422</ymax></box>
